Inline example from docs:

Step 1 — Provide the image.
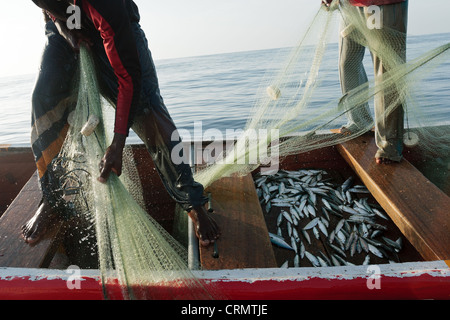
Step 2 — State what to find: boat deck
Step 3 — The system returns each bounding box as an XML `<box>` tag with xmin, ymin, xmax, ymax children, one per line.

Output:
<box><xmin>0</xmin><ymin>172</ymin><xmax>65</xmax><ymax>268</ymax></box>
<box><xmin>338</xmin><ymin>132</ymin><xmax>450</xmax><ymax>261</ymax></box>
<box><xmin>0</xmin><ymin>133</ymin><xmax>448</xmax><ymax>270</ymax></box>
<box><xmin>200</xmin><ymin>173</ymin><xmax>277</xmax><ymax>270</ymax></box>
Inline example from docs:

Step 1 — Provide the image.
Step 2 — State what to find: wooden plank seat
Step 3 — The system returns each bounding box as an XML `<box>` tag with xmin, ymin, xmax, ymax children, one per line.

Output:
<box><xmin>198</xmin><ymin>173</ymin><xmax>277</xmax><ymax>270</ymax></box>
<box><xmin>337</xmin><ymin>132</ymin><xmax>450</xmax><ymax>261</ymax></box>
<box><xmin>0</xmin><ymin>172</ymin><xmax>65</xmax><ymax>268</ymax></box>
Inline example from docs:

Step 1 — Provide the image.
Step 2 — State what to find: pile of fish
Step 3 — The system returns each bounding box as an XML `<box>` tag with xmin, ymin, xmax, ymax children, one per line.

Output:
<box><xmin>254</xmin><ymin>169</ymin><xmax>403</xmax><ymax>268</ymax></box>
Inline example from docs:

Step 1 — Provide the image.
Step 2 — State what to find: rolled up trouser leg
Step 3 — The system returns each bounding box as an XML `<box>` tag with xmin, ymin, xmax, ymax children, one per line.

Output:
<box><xmin>31</xmin><ymin>21</ymin><xmax>78</xmax><ymax>209</ymax></box>
<box><xmin>338</xmin><ymin>8</ymin><xmax>373</xmax><ymax>129</ymax></box>
<box><xmin>371</xmin><ymin>1</ymin><xmax>408</xmax><ymax>161</ymax></box>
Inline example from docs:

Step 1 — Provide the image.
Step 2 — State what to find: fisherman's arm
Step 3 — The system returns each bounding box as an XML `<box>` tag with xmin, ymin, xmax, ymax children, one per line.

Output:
<box><xmin>321</xmin><ymin>0</ymin><xmax>334</xmax><ymax>6</ymax></box>
<box><xmin>33</xmin><ymin>1</ymin><xmax>92</xmax><ymax>50</ymax></box>
<box><xmin>82</xmin><ymin>0</ymin><xmax>142</xmax><ymax>182</ymax></box>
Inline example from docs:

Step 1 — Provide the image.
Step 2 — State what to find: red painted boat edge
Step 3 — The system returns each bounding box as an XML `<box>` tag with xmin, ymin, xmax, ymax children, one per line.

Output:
<box><xmin>0</xmin><ymin>261</ymin><xmax>449</xmax><ymax>300</ymax></box>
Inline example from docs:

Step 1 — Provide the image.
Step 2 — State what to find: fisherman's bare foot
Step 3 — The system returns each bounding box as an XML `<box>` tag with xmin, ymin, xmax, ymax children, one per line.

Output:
<box><xmin>21</xmin><ymin>198</ymin><xmax>60</xmax><ymax>244</ymax></box>
<box><xmin>376</xmin><ymin>157</ymin><xmax>394</xmax><ymax>165</ymax></box>
<box><xmin>188</xmin><ymin>206</ymin><xmax>221</xmax><ymax>247</ymax></box>
<box><xmin>339</xmin><ymin>126</ymin><xmax>353</xmax><ymax>135</ymax></box>
<box><xmin>338</xmin><ymin>124</ymin><xmax>373</xmax><ymax>135</ymax></box>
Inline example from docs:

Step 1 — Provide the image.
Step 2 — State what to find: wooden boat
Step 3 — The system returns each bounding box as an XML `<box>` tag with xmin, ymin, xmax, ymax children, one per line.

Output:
<box><xmin>0</xmin><ymin>131</ymin><xmax>449</xmax><ymax>300</ymax></box>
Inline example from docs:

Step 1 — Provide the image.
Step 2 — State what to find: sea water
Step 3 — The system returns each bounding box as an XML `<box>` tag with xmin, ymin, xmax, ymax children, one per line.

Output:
<box><xmin>0</xmin><ymin>33</ymin><xmax>449</xmax><ymax>147</ymax></box>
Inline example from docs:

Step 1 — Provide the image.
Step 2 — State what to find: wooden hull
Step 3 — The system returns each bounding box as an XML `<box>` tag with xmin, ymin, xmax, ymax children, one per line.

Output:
<box><xmin>1</xmin><ymin>138</ymin><xmax>449</xmax><ymax>300</ymax></box>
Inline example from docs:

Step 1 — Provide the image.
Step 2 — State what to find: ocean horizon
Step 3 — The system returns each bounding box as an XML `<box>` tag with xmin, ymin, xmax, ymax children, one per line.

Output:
<box><xmin>0</xmin><ymin>32</ymin><xmax>449</xmax><ymax>148</ymax></box>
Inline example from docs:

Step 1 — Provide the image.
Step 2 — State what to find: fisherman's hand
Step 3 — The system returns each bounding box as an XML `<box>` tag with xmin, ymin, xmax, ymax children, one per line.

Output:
<box><xmin>54</xmin><ymin>20</ymin><xmax>93</xmax><ymax>51</ymax></box>
<box><xmin>98</xmin><ymin>133</ymin><xmax>127</xmax><ymax>184</ymax></box>
<box><xmin>68</xmin><ymin>30</ymin><xmax>94</xmax><ymax>51</ymax></box>
<box><xmin>322</xmin><ymin>0</ymin><xmax>333</xmax><ymax>6</ymax></box>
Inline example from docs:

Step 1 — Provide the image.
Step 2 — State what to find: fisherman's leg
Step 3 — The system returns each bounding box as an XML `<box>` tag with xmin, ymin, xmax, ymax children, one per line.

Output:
<box><xmin>113</xmin><ymin>23</ymin><xmax>219</xmax><ymax>245</ymax></box>
<box><xmin>23</xmin><ymin>21</ymin><xmax>78</xmax><ymax>244</ymax></box>
<box><xmin>338</xmin><ymin>8</ymin><xmax>372</xmax><ymax>133</ymax></box>
<box><xmin>372</xmin><ymin>2</ymin><xmax>408</xmax><ymax>163</ymax></box>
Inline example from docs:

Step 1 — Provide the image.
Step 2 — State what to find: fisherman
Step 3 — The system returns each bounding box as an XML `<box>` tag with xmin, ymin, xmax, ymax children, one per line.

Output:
<box><xmin>22</xmin><ymin>0</ymin><xmax>220</xmax><ymax>247</ymax></box>
<box><xmin>322</xmin><ymin>0</ymin><xmax>409</xmax><ymax>164</ymax></box>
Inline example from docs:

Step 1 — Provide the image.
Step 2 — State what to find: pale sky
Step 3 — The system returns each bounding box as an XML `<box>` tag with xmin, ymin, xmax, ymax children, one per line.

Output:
<box><xmin>0</xmin><ymin>0</ymin><xmax>449</xmax><ymax>78</ymax></box>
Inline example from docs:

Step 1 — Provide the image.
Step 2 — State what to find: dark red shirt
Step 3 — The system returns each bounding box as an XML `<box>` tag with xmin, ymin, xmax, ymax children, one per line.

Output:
<box><xmin>79</xmin><ymin>0</ymin><xmax>141</xmax><ymax>136</ymax></box>
<box><xmin>350</xmin><ymin>0</ymin><xmax>406</xmax><ymax>6</ymax></box>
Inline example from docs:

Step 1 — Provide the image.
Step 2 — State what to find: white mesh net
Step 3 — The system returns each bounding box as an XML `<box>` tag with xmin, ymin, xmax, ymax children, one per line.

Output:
<box><xmin>195</xmin><ymin>1</ymin><xmax>450</xmax><ymax>188</ymax></box>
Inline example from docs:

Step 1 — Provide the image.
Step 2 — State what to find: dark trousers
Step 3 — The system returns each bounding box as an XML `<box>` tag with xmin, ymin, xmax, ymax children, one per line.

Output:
<box><xmin>31</xmin><ymin>21</ymin><xmax>206</xmax><ymax>212</ymax></box>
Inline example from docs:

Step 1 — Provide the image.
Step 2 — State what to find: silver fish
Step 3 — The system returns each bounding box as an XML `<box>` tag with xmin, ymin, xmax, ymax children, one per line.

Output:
<box><xmin>269</xmin><ymin>233</ymin><xmax>295</xmax><ymax>251</ymax></box>
<box><xmin>382</xmin><ymin>236</ymin><xmax>402</xmax><ymax>251</ymax></box>
<box><xmin>294</xmin><ymin>254</ymin><xmax>300</xmax><ymax>267</ymax></box>
<box><xmin>306</xmin><ymin>204</ymin><xmax>316</xmax><ymax>217</ymax></box>
<box><xmin>337</xmin><ymin>230</ymin><xmax>347</xmax><ymax>244</ymax></box>
<box><xmin>372</xmin><ymin>208</ymin><xmax>389</xmax><ymax>220</ymax></box>
<box><xmin>282</xmin><ymin>210</ymin><xmax>293</xmax><ymax>224</ymax></box>
<box><xmin>277</xmin><ymin>227</ymin><xmax>282</xmax><ymax>237</ymax></box>
<box><xmin>363</xmin><ymin>255</ymin><xmax>371</xmax><ymax>265</ymax></box>
<box><xmin>272</xmin><ymin>202</ymin><xmax>292</xmax><ymax>208</ymax></box>
<box><xmin>318</xmin><ymin>251</ymin><xmax>331</xmax><ymax>267</ymax></box>
<box><xmin>342</xmin><ymin>176</ymin><xmax>354</xmax><ymax>192</ymax></box>
<box><xmin>312</xmin><ymin>226</ymin><xmax>320</xmax><ymax>240</ymax></box>
<box><xmin>301</xmin><ymin>229</ymin><xmax>311</xmax><ymax>245</ymax></box>
<box><xmin>305</xmin><ymin>251</ymin><xmax>321</xmax><ymax>267</ymax></box>
<box><xmin>276</xmin><ymin>212</ymin><xmax>283</xmax><ymax>227</ymax></box>
<box><xmin>330</xmin><ymin>254</ymin><xmax>341</xmax><ymax>266</ymax></box>
<box><xmin>368</xmin><ymin>243</ymin><xmax>384</xmax><ymax>258</ymax></box>
<box><xmin>317</xmin><ymin>220</ymin><xmax>328</xmax><ymax>237</ymax></box>
<box><xmin>298</xmin><ymin>198</ymin><xmax>307</xmax><ymax>214</ymax></box>
<box><xmin>335</xmin><ymin>219</ymin><xmax>345</xmax><ymax>234</ymax></box>
<box><xmin>294</xmin><ymin>205</ymin><xmax>305</xmax><ymax>219</ymax></box>
<box><xmin>278</xmin><ymin>181</ymin><xmax>285</xmax><ymax>193</ymax></box>
<box><xmin>345</xmin><ymin>230</ymin><xmax>356</xmax><ymax>251</ymax></box>
<box><xmin>291</xmin><ymin>214</ymin><xmax>299</xmax><ymax>227</ymax></box>
<box><xmin>348</xmin><ymin>187</ymin><xmax>370</xmax><ymax>194</ymax></box>
<box><xmin>340</xmin><ymin>205</ymin><xmax>359</xmax><ymax>215</ymax></box>
<box><xmin>322</xmin><ymin>198</ymin><xmax>332</xmax><ymax>211</ymax></box>
<box><xmin>320</xmin><ymin>216</ymin><xmax>329</xmax><ymax>228</ymax></box>
<box><xmin>292</xmin><ymin>228</ymin><xmax>300</xmax><ymax>243</ymax></box>
<box><xmin>290</xmin><ymin>207</ymin><xmax>301</xmax><ymax>221</ymax></box>
<box><xmin>345</xmin><ymin>190</ymin><xmax>352</xmax><ymax>203</ymax></box>
<box><xmin>359</xmin><ymin>236</ymin><xmax>369</xmax><ymax>253</ymax></box>
<box><xmin>370</xmin><ymin>230</ymin><xmax>383</xmax><ymax>239</ymax></box>
<box><xmin>287</xmin><ymin>221</ymin><xmax>292</xmax><ymax>238</ymax></box>
<box><xmin>321</xmin><ymin>208</ymin><xmax>330</xmax><ymax>221</ymax></box>
<box><xmin>291</xmin><ymin>237</ymin><xmax>298</xmax><ymax>253</ymax></box>
<box><xmin>396</xmin><ymin>237</ymin><xmax>403</xmax><ymax>251</ymax></box>
<box><xmin>329</xmin><ymin>242</ymin><xmax>346</xmax><ymax>258</ymax></box>
<box><xmin>333</xmin><ymin>253</ymin><xmax>348</xmax><ymax>266</ymax></box>
<box><xmin>303</xmin><ymin>217</ymin><xmax>320</xmax><ymax>230</ymax></box>
<box><xmin>334</xmin><ymin>189</ymin><xmax>345</xmax><ymax>203</ymax></box>
<box><xmin>328</xmin><ymin>229</ymin><xmax>336</xmax><ymax>244</ymax></box>
<box><xmin>317</xmin><ymin>256</ymin><xmax>329</xmax><ymax>267</ymax></box>
<box><xmin>299</xmin><ymin>241</ymin><xmax>305</xmax><ymax>258</ymax></box>
<box><xmin>265</xmin><ymin>202</ymin><xmax>271</xmax><ymax>213</ymax></box>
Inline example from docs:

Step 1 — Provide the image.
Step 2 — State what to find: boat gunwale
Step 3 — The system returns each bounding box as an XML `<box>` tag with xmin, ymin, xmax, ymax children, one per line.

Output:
<box><xmin>0</xmin><ymin>260</ymin><xmax>448</xmax><ymax>300</ymax></box>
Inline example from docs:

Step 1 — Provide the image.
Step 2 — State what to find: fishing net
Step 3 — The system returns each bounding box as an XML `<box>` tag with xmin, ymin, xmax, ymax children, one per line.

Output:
<box><xmin>53</xmin><ymin>0</ymin><xmax>449</xmax><ymax>300</ymax></box>
<box><xmin>194</xmin><ymin>0</ymin><xmax>450</xmax><ymax>188</ymax></box>
<box><xmin>58</xmin><ymin>45</ymin><xmax>218</xmax><ymax>300</ymax></box>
